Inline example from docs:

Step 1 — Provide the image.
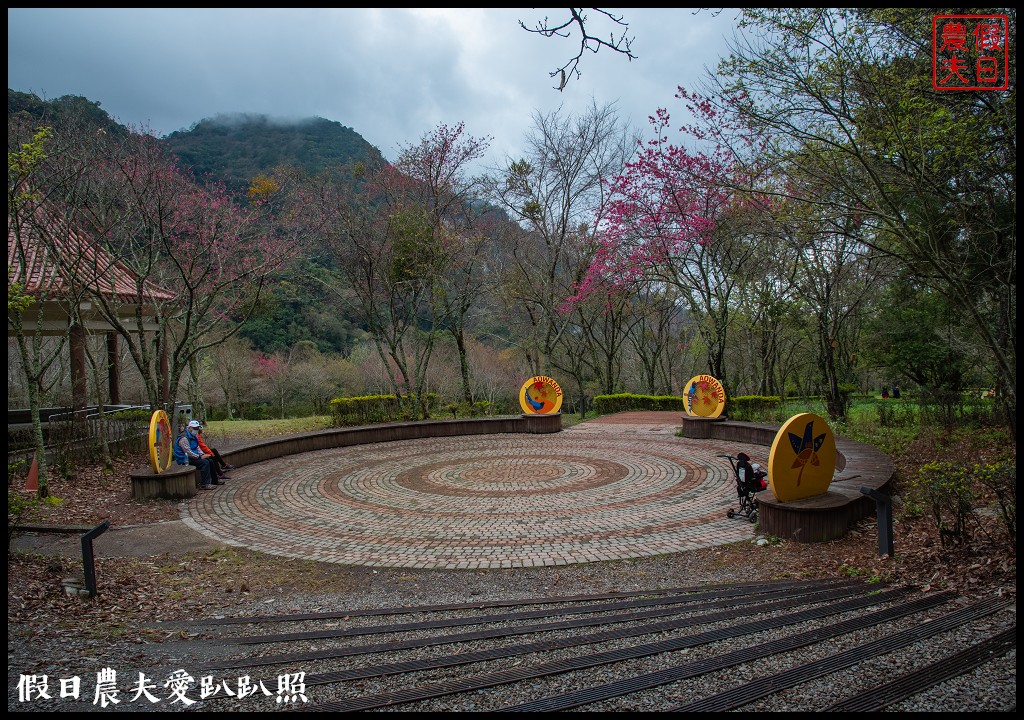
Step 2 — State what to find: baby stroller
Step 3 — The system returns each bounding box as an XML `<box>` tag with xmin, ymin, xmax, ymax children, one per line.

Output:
<box><xmin>720</xmin><ymin>452</ymin><xmax>768</xmax><ymax>523</ymax></box>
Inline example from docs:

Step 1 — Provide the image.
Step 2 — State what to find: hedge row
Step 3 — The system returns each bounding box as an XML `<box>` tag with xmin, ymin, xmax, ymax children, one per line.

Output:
<box><xmin>329</xmin><ymin>393</ymin><xmax>438</xmax><ymax>426</ymax></box>
<box><xmin>727</xmin><ymin>395</ymin><xmax>783</xmax><ymax>420</ymax></box>
<box><xmin>328</xmin><ymin>391</ymin><xmax>785</xmax><ymax>423</ymax></box>
<box><xmin>593</xmin><ymin>393</ymin><xmax>685</xmax><ymax>414</ymax></box>
<box><xmin>592</xmin><ymin>393</ymin><xmax>782</xmax><ymax>418</ymax></box>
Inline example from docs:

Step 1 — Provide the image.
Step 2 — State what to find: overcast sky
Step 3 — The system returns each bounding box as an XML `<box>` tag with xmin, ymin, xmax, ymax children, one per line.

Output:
<box><xmin>8</xmin><ymin>8</ymin><xmax>742</xmax><ymax>174</ymax></box>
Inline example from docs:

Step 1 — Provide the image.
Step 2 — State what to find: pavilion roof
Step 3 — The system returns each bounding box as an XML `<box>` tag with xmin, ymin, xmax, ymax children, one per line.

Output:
<box><xmin>8</xmin><ymin>202</ymin><xmax>176</xmax><ymax>304</ymax></box>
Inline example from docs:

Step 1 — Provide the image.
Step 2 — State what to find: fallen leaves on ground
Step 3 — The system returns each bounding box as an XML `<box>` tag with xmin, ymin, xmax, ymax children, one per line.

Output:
<box><xmin>10</xmin><ymin>457</ymin><xmax>182</xmax><ymax>528</ymax></box>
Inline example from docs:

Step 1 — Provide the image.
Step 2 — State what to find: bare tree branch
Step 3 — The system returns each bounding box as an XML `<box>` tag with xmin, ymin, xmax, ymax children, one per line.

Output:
<box><xmin>519</xmin><ymin>8</ymin><xmax>637</xmax><ymax>91</ymax></box>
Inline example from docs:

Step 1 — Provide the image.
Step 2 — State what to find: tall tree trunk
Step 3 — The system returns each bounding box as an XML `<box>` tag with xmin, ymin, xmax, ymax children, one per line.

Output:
<box><xmin>26</xmin><ymin>370</ymin><xmax>50</xmax><ymax>498</ymax></box>
<box><xmin>188</xmin><ymin>355</ymin><xmax>207</xmax><ymax>422</ymax></box>
<box><xmin>453</xmin><ymin>328</ymin><xmax>473</xmax><ymax>404</ymax></box>
<box><xmin>819</xmin><ymin>321</ymin><xmax>847</xmax><ymax>422</ymax></box>
<box><xmin>12</xmin><ymin>318</ymin><xmax>52</xmax><ymax>498</ymax></box>
<box><xmin>106</xmin><ymin>332</ymin><xmax>121</xmax><ymax>405</ymax></box>
<box><xmin>83</xmin><ymin>333</ymin><xmax>114</xmax><ymax>471</ymax></box>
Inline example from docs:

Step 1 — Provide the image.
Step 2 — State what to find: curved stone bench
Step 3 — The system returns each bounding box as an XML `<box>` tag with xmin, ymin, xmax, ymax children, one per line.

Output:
<box><xmin>130</xmin><ymin>464</ymin><xmax>199</xmax><ymax>500</ymax></box>
<box><xmin>680</xmin><ymin>416</ymin><xmax>895</xmax><ymax>543</ymax></box>
<box><xmin>130</xmin><ymin>414</ymin><xmax>562</xmax><ymax>500</ymax></box>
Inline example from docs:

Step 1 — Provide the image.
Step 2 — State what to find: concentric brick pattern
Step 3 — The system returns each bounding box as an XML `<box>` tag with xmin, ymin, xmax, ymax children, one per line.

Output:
<box><xmin>182</xmin><ymin>421</ymin><xmax>762</xmax><ymax>569</ymax></box>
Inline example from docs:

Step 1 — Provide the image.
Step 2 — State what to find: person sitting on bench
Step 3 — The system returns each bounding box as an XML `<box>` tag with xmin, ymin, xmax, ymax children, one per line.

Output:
<box><xmin>173</xmin><ymin>420</ymin><xmax>220</xmax><ymax>488</ymax></box>
<box><xmin>196</xmin><ymin>421</ymin><xmax>234</xmax><ymax>480</ymax></box>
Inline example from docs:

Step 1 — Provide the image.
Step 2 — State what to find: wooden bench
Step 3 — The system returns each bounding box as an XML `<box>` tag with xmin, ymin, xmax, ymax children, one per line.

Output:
<box><xmin>680</xmin><ymin>416</ymin><xmax>895</xmax><ymax>543</ymax></box>
<box><xmin>130</xmin><ymin>414</ymin><xmax>562</xmax><ymax>500</ymax></box>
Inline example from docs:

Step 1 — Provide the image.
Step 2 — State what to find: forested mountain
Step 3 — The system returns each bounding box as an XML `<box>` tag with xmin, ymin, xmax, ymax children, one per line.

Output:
<box><xmin>9</xmin><ymin>89</ymin><xmax>130</xmax><ymax>139</ymax></box>
<box><xmin>160</xmin><ymin>113</ymin><xmax>392</xmax><ymax>354</ymax></box>
<box><xmin>9</xmin><ymin>90</ymin><xmax>387</xmax><ymax>193</ymax></box>
<box><xmin>8</xmin><ymin>90</ymin><xmax>392</xmax><ymax>355</ymax></box>
<box><xmin>162</xmin><ymin>113</ymin><xmax>387</xmax><ymax>193</ymax></box>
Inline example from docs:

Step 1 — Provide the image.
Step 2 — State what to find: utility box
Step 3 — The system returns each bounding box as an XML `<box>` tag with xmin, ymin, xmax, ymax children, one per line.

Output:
<box><xmin>172</xmin><ymin>404</ymin><xmax>193</xmax><ymax>435</ymax></box>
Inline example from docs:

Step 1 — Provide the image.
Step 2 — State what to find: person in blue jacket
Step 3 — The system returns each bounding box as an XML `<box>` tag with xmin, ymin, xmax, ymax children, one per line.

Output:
<box><xmin>173</xmin><ymin>419</ymin><xmax>220</xmax><ymax>488</ymax></box>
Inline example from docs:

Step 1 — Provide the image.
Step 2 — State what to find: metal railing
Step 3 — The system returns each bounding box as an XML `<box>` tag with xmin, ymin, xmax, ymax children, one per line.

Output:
<box><xmin>7</xmin><ymin>404</ymin><xmax>152</xmax><ymax>467</ymax></box>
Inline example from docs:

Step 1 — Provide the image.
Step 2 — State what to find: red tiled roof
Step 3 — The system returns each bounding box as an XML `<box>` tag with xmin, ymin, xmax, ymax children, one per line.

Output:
<box><xmin>8</xmin><ymin>202</ymin><xmax>176</xmax><ymax>304</ymax></box>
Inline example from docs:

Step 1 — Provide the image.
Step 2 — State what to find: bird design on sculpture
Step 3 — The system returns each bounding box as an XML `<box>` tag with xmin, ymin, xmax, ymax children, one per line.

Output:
<box><xmin>788</xmin><ymin>420</ymin><xmax>826</xmax><ymax>486</ymax></box>
<box><xmin>525</xmin><ymin>390</ymin><xmax>544</xmax><ymax>412</ymax></box>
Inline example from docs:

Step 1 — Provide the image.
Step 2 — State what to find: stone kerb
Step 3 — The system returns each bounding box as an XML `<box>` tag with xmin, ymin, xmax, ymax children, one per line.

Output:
<box><xmin>129</xmin><ymin>414</ymin><xmax>562</xmax><ymax>499</ymax></box>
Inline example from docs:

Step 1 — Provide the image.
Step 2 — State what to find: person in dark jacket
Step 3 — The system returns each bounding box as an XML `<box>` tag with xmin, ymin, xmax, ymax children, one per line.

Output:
<box><xmin>172</xmin><ymin>420</ymin><xmax>219</xmax><ymax>488</ymax></box>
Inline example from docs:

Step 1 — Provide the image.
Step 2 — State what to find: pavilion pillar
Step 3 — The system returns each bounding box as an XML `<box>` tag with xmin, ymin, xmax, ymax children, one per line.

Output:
<box><xmin>70</xmin><ymin>322</ymin><xmax>87</xmax><ymax>410</ymax></box>
<box><xmin>106</xmin><ymin>332</ymin><xmax>121</xmax><ymax>405</ymax></box>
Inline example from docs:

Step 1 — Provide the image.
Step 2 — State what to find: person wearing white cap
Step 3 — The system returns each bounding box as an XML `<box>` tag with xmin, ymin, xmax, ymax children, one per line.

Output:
<box><xmin>172</xmin><ymin>419</ymin><xmax>220</xmax><ymax>488</ymax></box>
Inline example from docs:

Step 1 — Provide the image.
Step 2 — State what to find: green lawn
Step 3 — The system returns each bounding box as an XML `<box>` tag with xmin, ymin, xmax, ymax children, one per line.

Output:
<box><xmin>202</xmin><ymin>415</ymin><xmax>335</xmax><ymax>442</ymax></box>
<box><xmin>204</xmin><ymin>412</ymin><xmax>595</xmax><ymax>443</ymax></box>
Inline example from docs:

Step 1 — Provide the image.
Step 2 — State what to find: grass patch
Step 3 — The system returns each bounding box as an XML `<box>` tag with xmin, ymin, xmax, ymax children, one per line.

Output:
<box><xmin>205</xmin><ymin>411</ymin><xmax>591</xmax><ymax>441</ymax></box>
<box><xmin>560</xmin><ymin>412</ymin><xmax>598</xmax><ymax>429</ymax></box>
<box><xmin>202</xmin><ymin>416</ymin><xmax>335</xmax><ymax>442</ymax></box>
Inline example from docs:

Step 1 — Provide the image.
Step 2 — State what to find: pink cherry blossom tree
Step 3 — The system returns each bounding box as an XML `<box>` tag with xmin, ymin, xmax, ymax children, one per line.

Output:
<box><xmin>71</xmin><ymin>127</ymin><xmax>301</xmax><ymax>410</ymax></box>
<box><xmin>568</xmin><ymin>90</ymin><xmax>773</xmax><ymax>390</ymax></box>
<box><xmin>254</xmin><ymin>351</ymin><xmax>290</xmax><ymax>419</ymax></box>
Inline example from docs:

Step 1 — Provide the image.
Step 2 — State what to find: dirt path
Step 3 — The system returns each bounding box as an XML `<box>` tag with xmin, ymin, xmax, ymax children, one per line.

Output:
<box><xmin>10</xmin><ymin>520</ymin><xmax>225</xmax><ymax>559</ymax></box>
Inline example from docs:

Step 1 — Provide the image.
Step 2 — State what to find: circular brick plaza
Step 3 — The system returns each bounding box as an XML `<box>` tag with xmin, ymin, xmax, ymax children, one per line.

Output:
<box><xmin>181</xmin><ymin>414</ymin><xmax>762</xmax><ymax>569</ymax></box>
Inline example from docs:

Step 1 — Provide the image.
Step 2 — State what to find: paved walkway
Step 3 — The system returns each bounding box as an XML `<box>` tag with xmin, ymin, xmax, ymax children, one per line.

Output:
<box><xmin>181</xmin><ymin>413</ymin><xmax>766</xmax><ymax>569</ymax></box>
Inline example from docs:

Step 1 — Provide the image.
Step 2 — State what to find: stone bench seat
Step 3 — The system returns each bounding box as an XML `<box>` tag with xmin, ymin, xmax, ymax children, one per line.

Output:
<box><xmin>130</xmin><ymin>414</ymin><xmax>562</xmax><ymax>500</ymax></box>
<box><xmin>680</xmin><ymin>416</ymin><xmax>895</xmax><ymax>543</ymax></box>
<box><xmin>130</xmin><ymin>464</ymin><xmax>199</xmax><ymax>500</ymax></box>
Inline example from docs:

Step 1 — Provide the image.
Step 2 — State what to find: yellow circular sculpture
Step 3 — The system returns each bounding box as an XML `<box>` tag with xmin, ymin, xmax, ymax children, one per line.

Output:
<box><xmin>767</xmin><ymin>412</ymin><xmax>837</xmax><ymax>501</ymax></box>
<box><xmin>519</xmin><ymin>376</ymin><xmax>564</xmax><ymax>415</ymax></box>
<box><xmin>148</xmin><ymin>409</ymin><xmax>173</xmax><ymax>473</ymax></box>
<box><xmin>683</xmin><ymin>374</ymin><xmax>726</xmax><ymax>418</ymax></box>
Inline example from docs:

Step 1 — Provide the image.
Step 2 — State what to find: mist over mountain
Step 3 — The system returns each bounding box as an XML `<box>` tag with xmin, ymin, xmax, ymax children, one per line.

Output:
<box><xmin>10</xmin><ymin>90</ymin><xmax>388</xmax><ymax>193</ymax></box>
<box><xmin>163</xmin><ymin>113</ymin><xmax>387</xmax><ymax>192</ymax></box>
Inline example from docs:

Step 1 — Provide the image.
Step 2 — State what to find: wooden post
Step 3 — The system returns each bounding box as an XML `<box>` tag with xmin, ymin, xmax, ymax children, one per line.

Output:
<box><xmin>157</xmin><ymin>329</ymin><xmax>170</xmax><ymax>406</ymax></box>
<box><xmin>106</xmin><ymin>332</ymin><xmax>121</xmax><ymax>405</ymax></box>
<box><xmin>81</xmin><ymin>520</ymin><xmax>110</xmax><ymax>598</ymax></box>
<box><xmin>70</xmin><ymin>322</ymin><xmax>88</xmax><ymax>410</ymax></box>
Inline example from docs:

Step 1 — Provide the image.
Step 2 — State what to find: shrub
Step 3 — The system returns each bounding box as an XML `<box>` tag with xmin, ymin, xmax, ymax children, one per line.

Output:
<box><xmin>329</xmin><ymin>393</ymin><xmax>439</xmax><ymax>426</ymax></box>
<box><xmin>104</xmin><ymin>408</ymin><xmax>152</xmax><ymax>422</ymax></box>
<box><xmin>972</xmin><ymin>460</ymin><xmax>1016</xmax><ymax>543</ymax></box>
<box><xmin>473</xmin><ymin>401</ymin><xmax>493</xmax><ymax>417</ymax></box>
<box><xmin>728</xmin><ymin>395</ymin><xmax>782</xmax><ymax>421</ymax></box>
<box><xmin>445</xmin><ymin>400</ymin><xmax>494</xmax><ymax>419</ymax></box>
<box><xmin>910</xmin><ymin>461</ymin><xmax>977</xmax><ymax>547</ymax></box>
<box><xmin>330</xmin><ymin>394</ymin><xmax>402</xmax><ymax>426</ymax></box>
